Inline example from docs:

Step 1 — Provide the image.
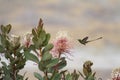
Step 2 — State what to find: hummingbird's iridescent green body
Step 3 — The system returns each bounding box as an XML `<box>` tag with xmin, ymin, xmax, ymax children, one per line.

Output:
<box><xmin>78</xmin><ymin>37</ymin><xmax>102</xmax><ymax>45</ymax></box>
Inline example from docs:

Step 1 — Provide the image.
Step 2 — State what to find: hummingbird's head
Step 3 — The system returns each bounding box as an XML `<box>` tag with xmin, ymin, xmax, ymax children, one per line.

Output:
<box><xmin>78</xmin><ymin>39</ymin><xmax>82</xmax><ymax>42</ymax></box>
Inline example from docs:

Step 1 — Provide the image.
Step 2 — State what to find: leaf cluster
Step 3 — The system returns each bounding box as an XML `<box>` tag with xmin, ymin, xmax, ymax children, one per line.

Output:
<box><xmin>0</xmin><ymin>25</ymin><xmax>27</xmax><ymax>80</ymax></box>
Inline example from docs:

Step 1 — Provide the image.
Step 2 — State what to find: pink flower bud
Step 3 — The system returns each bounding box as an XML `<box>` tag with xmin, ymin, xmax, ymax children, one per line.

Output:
<box><xmin>24</xmin><ymin>32</ymin><xmax>32</xmax><ymax>48</ymax></box>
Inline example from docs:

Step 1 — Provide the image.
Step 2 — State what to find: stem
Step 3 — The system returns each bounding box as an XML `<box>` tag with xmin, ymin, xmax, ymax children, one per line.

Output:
<box><xmin>34</xmin><ymin>49</ymin><xmax>40</xmax><ymax>57</ymax></box>
<box><xmin>44</xmin><ymin>71</ymin><xmax>48</xmax><ymax>80</ymax></box>
<box><xmin>62</xmin><ymin>73</ymin><xmax>65</xmax><ymax>80</ymax></box>
<box><xmin>58</xmin><ymin>53</ymin><xmax>62</xmax><ymax>59</ymax></box>
<box><xmin>39</xmin><ymin>48</ymin><xmax>48</xmax><ymax>80</ymax></box>
<box><xmin>12</xmin><ymin>50</ymin><xmax>16</xmax><ymax>80</ymax></box>
<box><xmin>12</xmin><ymin>65</ymin><xmax>16</xmax><ymax>80</ymax></box>
<box><xmin>39</xmin><ymin>48</ymin><xmax>42</xmax><ymax>57</ymax></box>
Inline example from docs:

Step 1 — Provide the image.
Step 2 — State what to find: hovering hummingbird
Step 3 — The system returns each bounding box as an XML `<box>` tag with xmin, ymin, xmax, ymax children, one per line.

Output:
<box><xmin>78</xmin><ymin>37</ymin><xmax>102</xmax><ymax>45</ymax></box>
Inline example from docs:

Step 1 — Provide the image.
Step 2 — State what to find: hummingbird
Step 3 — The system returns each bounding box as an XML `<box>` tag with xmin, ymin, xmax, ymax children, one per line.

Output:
<box><xmin>78</xmin><ymin>36</ymin><xmax>102</xmax><ymax>45</ymax></box>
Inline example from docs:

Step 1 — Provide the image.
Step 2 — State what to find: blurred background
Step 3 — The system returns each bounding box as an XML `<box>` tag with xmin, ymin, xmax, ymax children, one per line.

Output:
<box><xmin>0</xmin><ymin>0</ymin><xmax>120</xmax><ymax>79</ymax></box>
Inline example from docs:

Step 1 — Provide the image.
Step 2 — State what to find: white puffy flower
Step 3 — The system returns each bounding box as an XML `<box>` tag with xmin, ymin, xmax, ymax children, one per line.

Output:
<box><xmin>51</xmin><ymin>31</ymin><xmax>73</xmax><ymax>58</ymax></box>
<box><xmin>110</xmin><ymin>67</ymin><xmax>120</xmax><ymax>80</ymax></box>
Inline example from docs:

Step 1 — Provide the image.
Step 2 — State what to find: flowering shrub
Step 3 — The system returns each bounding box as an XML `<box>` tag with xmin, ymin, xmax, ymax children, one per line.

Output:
<box><xmin>0</xmin><ymin>18</ymin><xmax>118</xmax><ymax>80</ymax></box>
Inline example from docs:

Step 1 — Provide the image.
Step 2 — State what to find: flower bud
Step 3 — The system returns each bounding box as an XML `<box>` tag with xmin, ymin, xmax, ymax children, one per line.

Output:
<box><xmin>24</xmin><ymin>32</ymin><xmax>32</xmax><ymax>48</ymax></box>
<box><xmin>10</xmin><ymin>35</ymin><xmax>20</xmax><ymax>47</ymax></box>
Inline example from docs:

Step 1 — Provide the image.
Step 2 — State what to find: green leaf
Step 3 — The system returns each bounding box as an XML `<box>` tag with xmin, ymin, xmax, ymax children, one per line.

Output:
<box><xmin>38</xmin><ymin>61</ymin><xmax>45</xmax><ymax>71</ymax></box>
<box><xmin>78</xmin><ymin>71</ymin><xmax>85</xmax><ymax>79</ymax></box>
<box><xmin>32</xmin><ymin>29</ymin><xmax>37</xmax><ymax>37</ymax></box>
<box><xmin>28</xmin><ymin>45</ymin><xmax>36</xmax><ymax>50</ymax></box>
<box><xmin>11</xmin><ymin>58</ymin><xmax>19</xmax><ymax>65</ymax></box>
<box><xmin>1</xmin><ymin>25</ymin><xmax>6</xmax><ymax>33</ymax></box>
<box><xmin>46</xmin><ymin>58</ymin><xmax>59</xmax><ymax>68</ymax></box>
<box><xmin>37</xmin><ymin>38</ymin><xmax>43</xmax><ymax>47</ymax></box>
<box><xmin>71</xmin><ymin>70</ymin><xmax>80</xmax><ymax>80</ymax></box>
<box><xmin>60</xmin><ymin>70</ymin><xmax>67</xmax><ymax>74</ymax></box>
<box><xmin>42</xmin><ymin>43</ymin><xmax>53</xmax><ymax>53</ymax></box>
<box><xmin>16</xmin><ymin>58</ymin><xmax>26</xmax><ymax>70</ymax></box>
<box><xmin>37</xmin><ymin>19</ymin><xmax>43</xmax><ymax>31</ymax></box>
<box><xmin>65</xmin><ymin>73</ymin><xmax>72</xmax><ymax>80</ymax></box>
<box><xmin>16</xmin><ymin>74</ymin><xmax>24</xmax><ymax>80</ymax></box>
<box><xmin>87</xmin><ymin>74</ymin><xmax>95</xmax><ymax>80</ymax></box>
<box><xmin>32</xmin><ymin>36</ymin><xmax>42</xmax><ymax>49</ymax></box>
<box><xmin>56</xmin><ymin>58</ymin><xmax>67</xmax><ymax>70</ymax></box>
<box><xmin>34</xmin><ymin>72</ymin><xmax>43</xmax><ymax>80</ymax></box>
<box><xmin>0</xmin><ymin>45</ymin><xmax>4</xmax><ymax>53</ymax></box>
<box><xmin>5</xmin><ymin>52</ymin><xmax>14</xmax><ymax>60</ymax></box>
<box><xmin>0</xmin><ymin>34</ymin><xmax>1</xmax><ymax>44</ymax></box>
<box><xmin>6</xmin><ymin>24</ymin><xmax>11</xmax><ymax>33</ymax></box>
<box><xmin>38</xmin><ymin>30</ymin><xmax>46</xmax><ymax>42</ymax></box>
<box><xmin>41</xmin><ymin>52</ymin><xmax>52</xmax><ymax>61</ymax></box>
<box><xmin>24</xmin><ymin>51</ymin><xmax>39</xmax><ymax>64</ymax></box>
<box><xmin>32</xmin><ymin>37</ymin><xmax>38</xmax><ymax>45</ymax></box>
<box><xmin>51</xmin><ymin>73</ymin><xmax>61</xmax><ymax>80</ymax></box>
<box><xmin>42</xmin><ymin>33</ymin><xmax>50</xmax><ymax>46</ymax></box>
<box><xmin>1</xmin><ymin>62</ymin><xmax>7</xmax><ymax>67</ymax></box>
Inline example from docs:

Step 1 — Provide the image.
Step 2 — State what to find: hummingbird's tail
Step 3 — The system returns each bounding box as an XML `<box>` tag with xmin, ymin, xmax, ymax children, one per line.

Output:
<box><xmin>88</xmin><ymin>37</ymin><xmax>102</xmax><ymax>42</ymax></box>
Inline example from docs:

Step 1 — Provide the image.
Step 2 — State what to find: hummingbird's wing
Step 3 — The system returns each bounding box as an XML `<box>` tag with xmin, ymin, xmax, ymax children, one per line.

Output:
<box><xmin>82</xmin><ymin>36</ymin><xmax>88</xmax><ymax>42</ymax></box>
<box><xmin>78</xmin><ymin>37</ymin><xmax>88</xmax><ymax>45</ymax></box>
<box><xmin>78</xmin><ymin>37</ymin><xmax>102</xmax><ymax>45</ymax></box>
